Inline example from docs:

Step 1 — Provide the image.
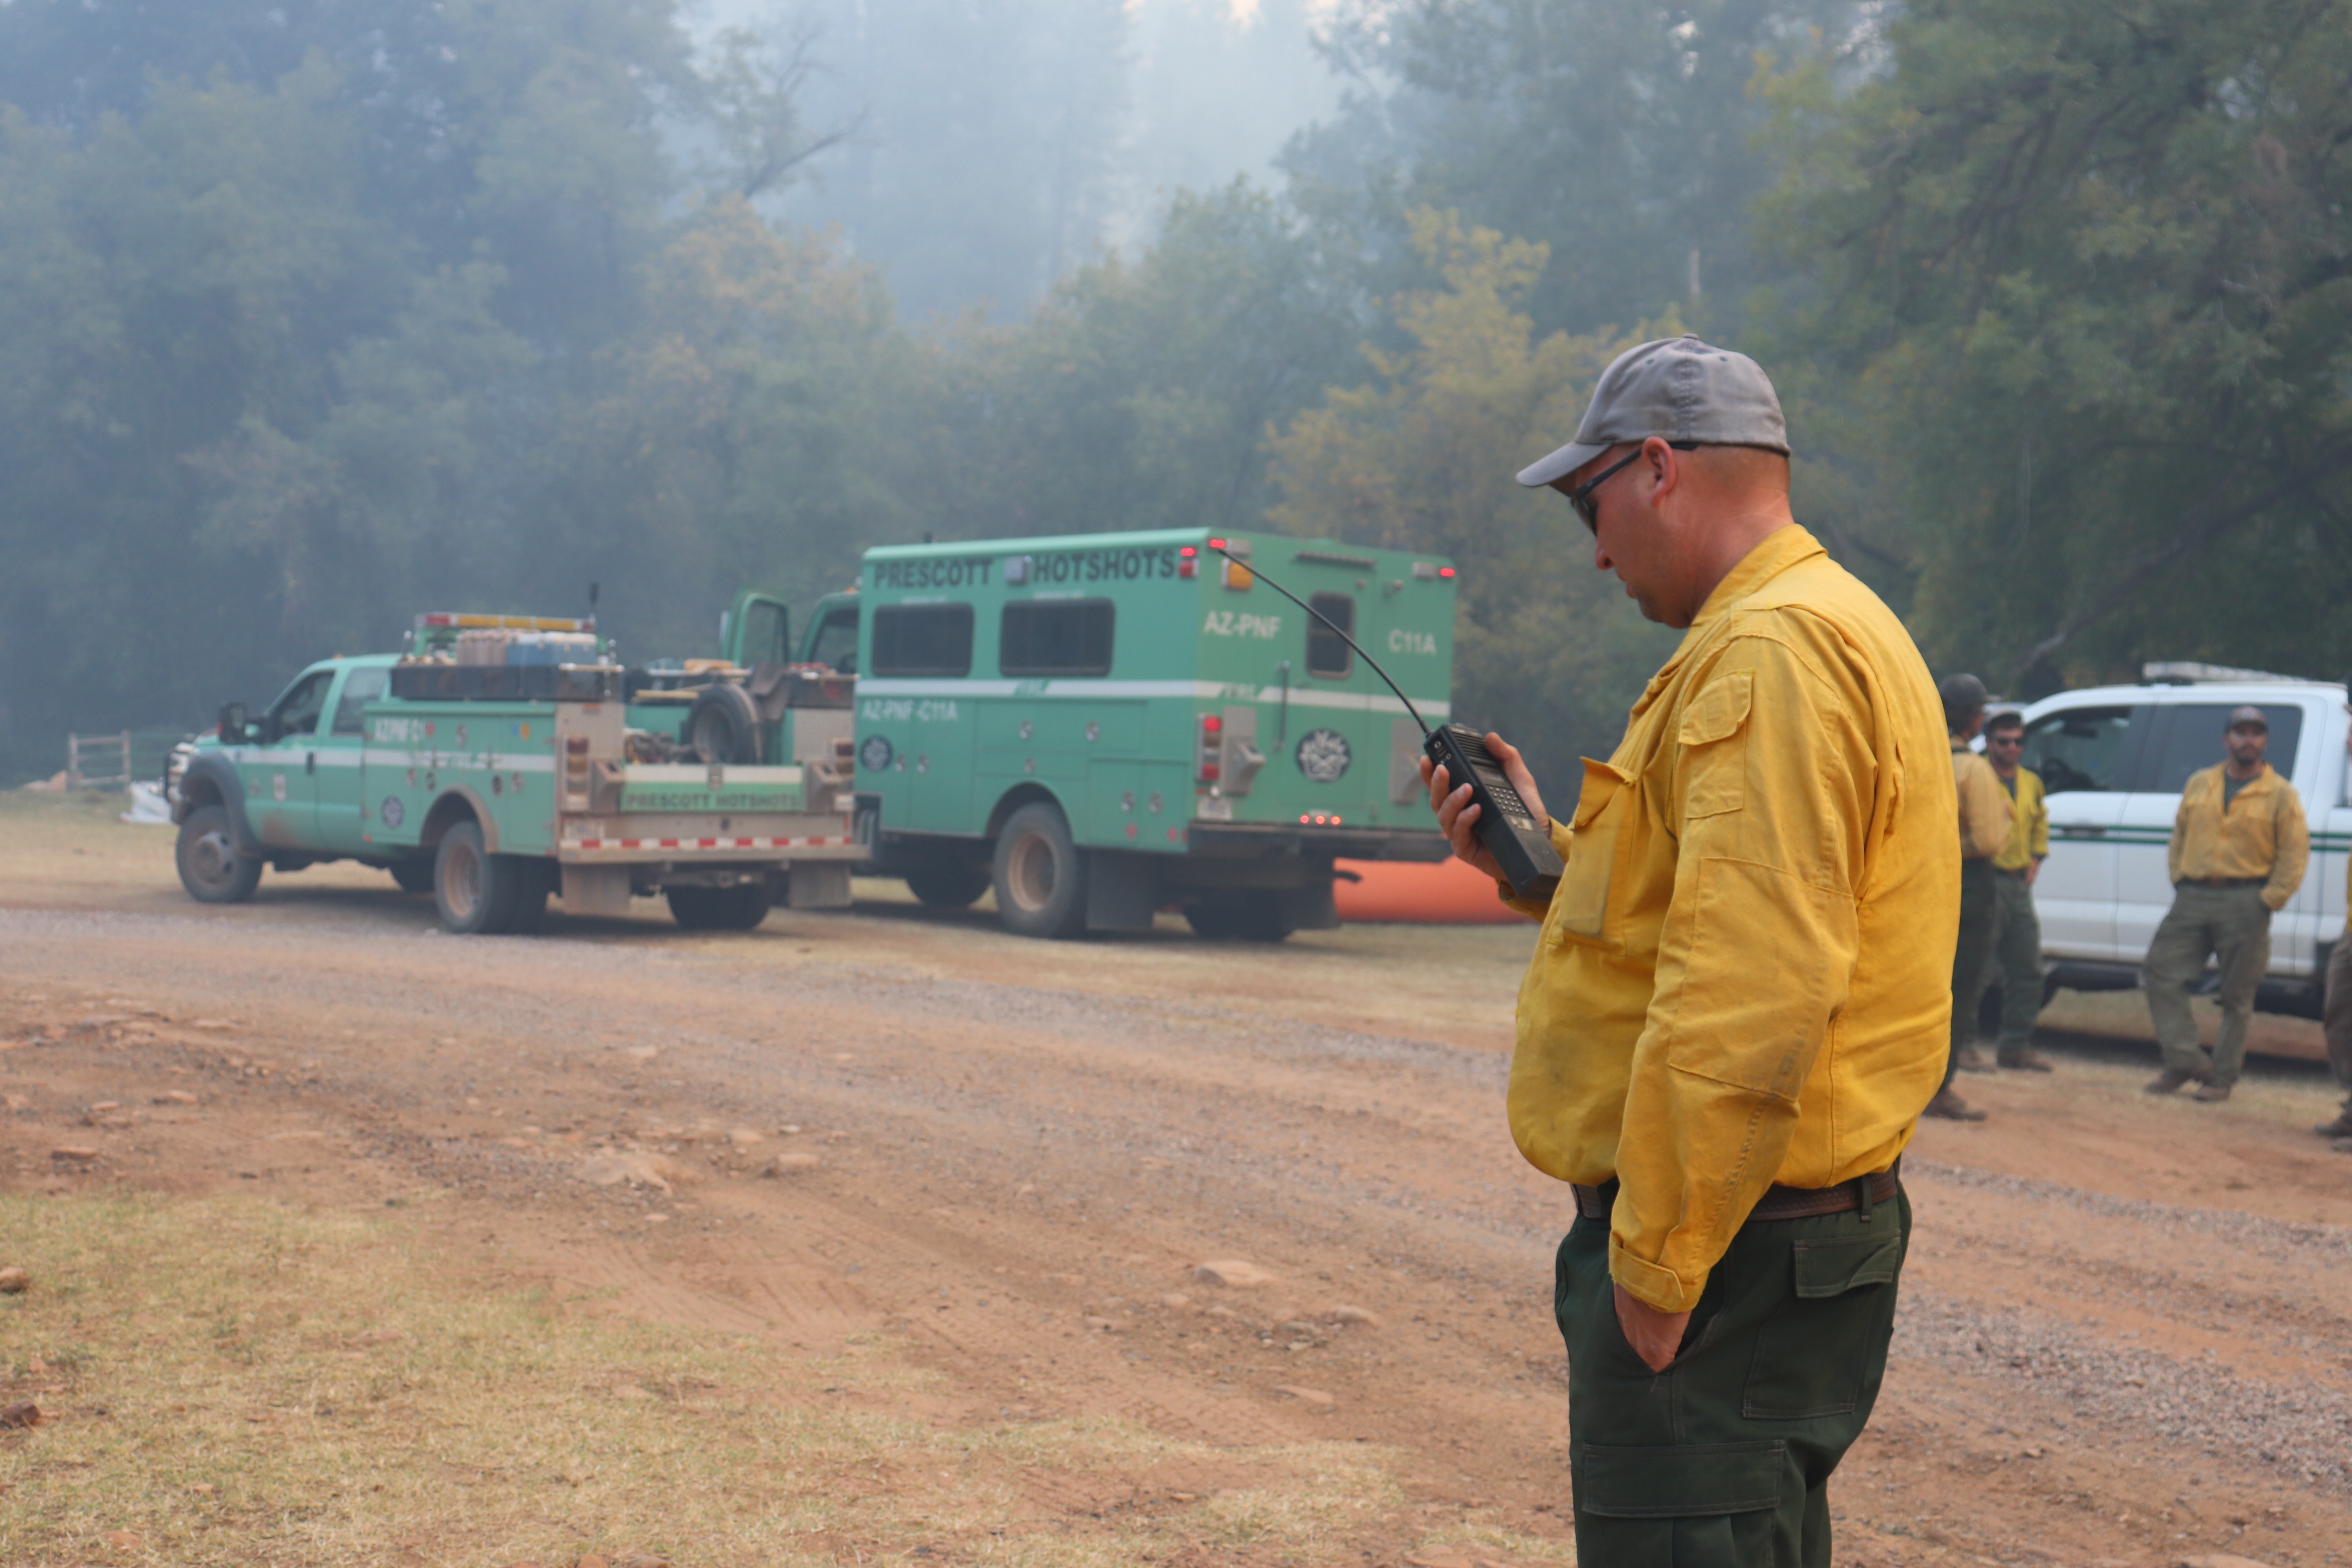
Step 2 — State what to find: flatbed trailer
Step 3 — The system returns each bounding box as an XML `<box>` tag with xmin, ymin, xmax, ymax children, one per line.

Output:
<box><xmin>172</xmin><ymin>615</ymin><xmax>859</xmax><ymax>933</ymax></box>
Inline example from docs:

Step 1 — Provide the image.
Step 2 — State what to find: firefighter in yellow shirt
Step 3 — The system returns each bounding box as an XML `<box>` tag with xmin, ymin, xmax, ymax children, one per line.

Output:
<box><xmin>1979</xmin><ymin>710</ymin><xmax>2054</xmax><ymax>1072</ymax></box>
<box><xmin>1425</xmin><ymin>336</ymin><xmax>1954</xmax><ymax>1568</ymax></box>
<box><xmin>1938</xmin><ymin>674</ymin><xmax>2010</xmax><ymax>1120</ymax></box>
<box><xmin>2143</xmin><ymin>705</ymin><xmax>2308</xmax><ymax>1101</ymax></box>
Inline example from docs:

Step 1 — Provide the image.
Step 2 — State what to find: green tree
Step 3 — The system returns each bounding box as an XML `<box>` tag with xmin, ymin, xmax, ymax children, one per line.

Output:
<box><xmin>936</xmin><ymin>181</ymin><xmax>1363</xmax><ymax>543</ymax></box>
<box><xmin>1287</xmin><ymin>0</ymin><xmax>1863</xmax><ymax>339</ymax></box>
<box><xmin>1759</xmin><ymin>0</ymin><xmax>2352</xmax><ymax>690</ymax></box>
<box><xmin>1267</xmin><ymin>210</ymin><xmax>1681</xmax><ymax>779</ymax></box>
<box><xmin>546</xmin><ymin>198</ymin><xmax>936</xmax><ymax>658</ymax></box>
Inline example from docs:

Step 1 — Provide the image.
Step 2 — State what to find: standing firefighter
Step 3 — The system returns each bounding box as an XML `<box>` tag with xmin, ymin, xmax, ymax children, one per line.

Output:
<box><xmin>1425</xmin><ymin>335</ymin><xmax>1955</xmax><ymax>1567</ymax></box>
<box><xmin>1932</xmin><ymin>674</ymin><xmax>2008</xmax><ymax>1120</ymax></box>
<box><xmin>1981</xmin><ymin>709</ymin><xmax>2054</xmax><ymax>1072</ymax></box>
<box><xmin>2322</xmin><ymin>684</ymin><xmax>2352</xmax><ymax>1145</ymax></box>
<box><xmin>2143</xmin><ymin>705</ymin><xmax>2308</xmax><ymax>1101</ymax></box>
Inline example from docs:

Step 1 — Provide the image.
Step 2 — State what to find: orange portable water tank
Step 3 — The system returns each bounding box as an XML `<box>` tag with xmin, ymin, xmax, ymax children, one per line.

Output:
<box><xmin>1332</xmin><ymin>855</ymin><xmax>1528</xmax><ymax>925</ymax></box>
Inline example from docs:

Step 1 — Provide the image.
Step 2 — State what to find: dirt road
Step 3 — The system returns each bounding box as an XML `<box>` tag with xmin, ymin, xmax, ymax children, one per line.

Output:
<box><xmin>6</xmin><ymin>793</ymin><xmax>2352</xmax><ymax>1566</ymax></box>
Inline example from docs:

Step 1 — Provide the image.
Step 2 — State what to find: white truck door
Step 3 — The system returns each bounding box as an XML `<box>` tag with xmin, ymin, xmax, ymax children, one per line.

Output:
<box><xmin>2020</xmin><ymin>701</ymin><xmax>2144</xmax><ymax>962</ymax></box>
<box><xmin>2295</xmin><ymin>698</ymin><xmax>2347</xmax><ymax>980</ymax></box>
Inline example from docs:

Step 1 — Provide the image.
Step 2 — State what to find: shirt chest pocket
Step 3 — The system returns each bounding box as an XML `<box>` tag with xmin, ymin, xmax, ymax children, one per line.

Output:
<box><xmin>1677</xmin><ymin>671</ymin><xmax>1752</xmax><ymax>819</ymax></box>
<box><xmin>1547</xmin><ymin>758</ymin><xmax>1635</xmax><ymax>950</ymax></box>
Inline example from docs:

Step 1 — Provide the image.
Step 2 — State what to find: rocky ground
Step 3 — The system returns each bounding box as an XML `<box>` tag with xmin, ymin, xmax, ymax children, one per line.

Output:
<box><xmin>4</xmin><ymin>793</ymin><xmax>2351</xmax><ymax>1567</ymax></box>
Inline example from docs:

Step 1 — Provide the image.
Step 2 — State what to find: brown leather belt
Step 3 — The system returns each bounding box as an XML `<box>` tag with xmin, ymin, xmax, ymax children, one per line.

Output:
<box><xmin>1572</xmin><ymin>1161</ymin><xmax>1900</xmax><ymax>1224</ymax></box>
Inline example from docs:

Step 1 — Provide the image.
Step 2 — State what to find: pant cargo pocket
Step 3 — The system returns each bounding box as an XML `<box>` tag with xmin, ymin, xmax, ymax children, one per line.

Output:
<box><xmin>1575</xmin><ymin>1439</ymin><xmax>1788</xmax><ymax>1568</ymax></box>
<box><xmin>1576</xmin><ymin>1439</ymin><xmax>1788</xmax><ymax>1517</ymax></box>
<box><xmin>1742</xmin><ymin>1230</ymin><xmax>1903</xmax><ymax>1420</ymax></box>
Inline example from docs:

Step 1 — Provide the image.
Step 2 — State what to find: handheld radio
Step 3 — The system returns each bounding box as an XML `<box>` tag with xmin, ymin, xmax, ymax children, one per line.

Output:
<box><xmin>1206</xmin><ymin>543</ymin><xmax>1563</xmax><ymax>903</ymax></box>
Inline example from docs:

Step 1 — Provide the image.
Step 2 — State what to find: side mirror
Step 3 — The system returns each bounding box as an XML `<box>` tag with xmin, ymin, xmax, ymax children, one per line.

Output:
<box><xmin>217</xmin><ymin>702</ymin><xmax>249</xmax><ymax>743</ymax></box>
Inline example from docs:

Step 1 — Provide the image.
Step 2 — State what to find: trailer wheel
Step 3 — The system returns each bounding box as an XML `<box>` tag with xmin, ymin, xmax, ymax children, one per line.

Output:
<box><xmin>992</xmin><ymin>803</ymin><xmax>1087</xmax><ymax>939</ymax></box>
<box><xmin>686</xmin><ymin>682</ymin><xmax>763</xmax><ymax>765</ymax></box>
<box><xmin>175</xmin><ymin>806</ymin><xmax>262</xmax><ymax>904</ymax></box>
<box><xmin>906</xmin><ymin>864</ymin><xmax>991</xmax><ymax>909</ymax></box>
<box><xmin>434</xmin><ymin>821</ymin><xmax>530</xmax><ymax>934</ymax></box>
<box><xmin>389</xmin><ymin>860</ymin><xmax>435</xmax><ymax>894</ymax></box>
<box><xmin>1183</xmin><ymin>897</ymin><xmax>1294</xmax><ymax>943</ymax></box>
<box><xmin>668</xmin><ymin>883</ymin><xmax>772</xmax><ymax>930</ymax></box>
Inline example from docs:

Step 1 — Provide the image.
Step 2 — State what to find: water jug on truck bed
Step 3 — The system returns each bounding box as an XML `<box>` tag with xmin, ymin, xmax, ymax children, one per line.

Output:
<box><xmin>171</xmin><ymin>612</ymin><xmax>860</xmax><ymax>933</ymax></box>
<box><xmin>723</xmin><ymin>528</ymin><xmax>1458</xmax><ymax>940</ymax></box>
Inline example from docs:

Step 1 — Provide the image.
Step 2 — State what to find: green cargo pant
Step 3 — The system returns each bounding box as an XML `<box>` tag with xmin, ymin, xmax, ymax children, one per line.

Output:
<box><xmin>1987</xmin><ymin>870</ymin><xmax>2044</xmax><ymax>1060</ymax></box>
<box><xmin>1948</xmin><ymin>858</ymin><xmax>1998</xmax><ymax>1086</ymax></box>
<box><xmin>2323</xmin><ymin>936</ymin><xmax>2352</xmax><ymax>1112</ymax></box>
<box><xmin>2143</xmin><ymin>881</ymin><xmax>2272</xmax><ymax>1086</ymax></box>
<box><xmin>1558</xmin><ymin>1185</ymin><xmax>1909</xmax><ymax>1567</ymax></box>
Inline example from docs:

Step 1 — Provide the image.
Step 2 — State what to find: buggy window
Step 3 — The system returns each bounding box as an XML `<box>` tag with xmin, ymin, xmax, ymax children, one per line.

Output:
<box><xmin>870</xmin><ymin>603</ymin><xmax>973</xmax><ymax>678</ymax></box>
<box><xmin>1306</xmin><ymin>593</ymin><xmax>1354</xmax><ymax>678</ymax></box>
<box><xmin>999</xmin><ymin>599</ymin><xmax>1114</xmax><ymax>677</ymax></box>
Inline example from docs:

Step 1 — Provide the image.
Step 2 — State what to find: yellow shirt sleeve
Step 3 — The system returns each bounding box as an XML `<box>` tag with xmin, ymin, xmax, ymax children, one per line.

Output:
<box><xmin>2265</xmin><ymin>783</ymin><xmax>2309</xmax><ymax>911</ymax></box>
<box><xmin>1956</xmin><ymin>756</ymin><xmax>2010</xmax><ymax>859</ymax></box>
<box><xmin>2027</xmin><ymin>772</ymin><xmax>2049</xmax><ymax>859</ymax></box>
<box><xmin>2168</xmin><ymin>788</ymin><xmax>2191</xmax><ymax>885</ymax></box>
<box><xmin>1606</xmin><ymin>633</ymin><xmax>1872</xmax><ymax>1314</ymax></box>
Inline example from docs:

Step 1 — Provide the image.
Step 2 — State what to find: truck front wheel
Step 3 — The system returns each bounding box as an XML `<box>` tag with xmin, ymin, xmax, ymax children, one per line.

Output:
<box><xmin>434</xmin><ymin>821</ymin><xmax>538</xmax><ymax>935</ymax></box>
<box><xmin>992</xmin><ymin>803</ymin><xmax>1087</xmax><ymax>939</ymax></box>
<box><xmin>175</xmin><ymin>806</ymin><xmax>262</xmax><ymax>904</ymax></box>
<box><xmin>667</xmin><ymin>883</ymin><xmax>772</xmax><ymax>930</ymax></box>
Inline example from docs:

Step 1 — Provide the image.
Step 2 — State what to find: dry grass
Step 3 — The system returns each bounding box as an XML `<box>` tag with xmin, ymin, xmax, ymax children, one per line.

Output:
<box><xmin>0</xmin><ymin>1193</ymin><xmax>1410</xmax><ymax>1567</ymax></box>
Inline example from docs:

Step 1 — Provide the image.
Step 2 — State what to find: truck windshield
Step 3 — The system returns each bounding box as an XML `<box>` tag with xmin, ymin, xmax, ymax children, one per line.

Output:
<box><xmin>1000</xmin><ymin>599</ymin><xmax>1113</xmax><ymax>677</ymax></box>
<box><xmin>808</xmin><ymin>609</ymin><xmax>858</xmax><ymax>674</ymax></box>
<box><xmin>871</xmin><ymin>603</ymin><xmax>973</xmax><ymax>677</ymax></box>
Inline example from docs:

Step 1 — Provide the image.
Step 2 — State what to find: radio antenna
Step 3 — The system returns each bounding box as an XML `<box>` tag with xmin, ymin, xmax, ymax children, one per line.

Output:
<box><xmin>1206</xmin><ymin>541</ymin><xmax>1435</xmax><ymax>737</ymax></box>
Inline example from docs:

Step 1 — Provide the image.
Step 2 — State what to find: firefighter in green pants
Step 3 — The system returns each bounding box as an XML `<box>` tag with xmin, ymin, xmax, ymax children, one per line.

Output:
<box><xmin>1980</xmin><ymin>710</ymin><xmax>2054</xmax><ymax>1070</ymax></box>
<box><xmin>2143</xmin><ymin>706</ymin><xmax>2307</xmax><ymax>1102</ymax></box>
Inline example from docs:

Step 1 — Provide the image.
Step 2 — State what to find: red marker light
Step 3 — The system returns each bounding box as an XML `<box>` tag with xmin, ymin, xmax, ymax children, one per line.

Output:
<box><xmin>1197</xmin><ymin>714</ymin><xmax>1224</xmax><ymax>785</ymax></box>
<box><xmin>1208</xmin><ymin>538</ymin><xmax>1226</xmax><ymax>551</ymax></box>
<box><xmin>1299</xmin><ymin>814</ymin><xmax>1309</xmax><ymax>825</ymax></box>
<box><xmin>1438</xmin><ymin>566</ymin><xmax>1456</xmax><ymax>579</ymax></box>
<box><xmin>1178</xmin><ymin>545</ymin><xmax>1197</xmax><ymax>579</ymax></box>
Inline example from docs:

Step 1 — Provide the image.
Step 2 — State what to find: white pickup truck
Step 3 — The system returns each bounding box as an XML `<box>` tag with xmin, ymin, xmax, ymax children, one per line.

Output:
<box><xmin>2010</xmin><ymin>664</ymin><xmax>2348</xmax><ymax>1016</ymax></box>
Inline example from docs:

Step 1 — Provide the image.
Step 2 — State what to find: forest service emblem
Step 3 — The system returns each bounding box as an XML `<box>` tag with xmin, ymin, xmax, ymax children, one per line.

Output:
<box><xmin>1295</xmin><ymin>728</ymin><xmax>1352</xmax><ymax>784</ymax></box>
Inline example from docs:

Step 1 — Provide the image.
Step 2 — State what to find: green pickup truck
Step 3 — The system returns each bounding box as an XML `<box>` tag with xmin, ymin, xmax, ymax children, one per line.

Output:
<box><xmin>718</xmin><ymin>526</ymin><xmax>1457</xmax><ymax>940</ymax></box>
<box><xmin>171</xmin><ymin>613</ymin><xmax>860</xmax><ymax>933</ymax></box>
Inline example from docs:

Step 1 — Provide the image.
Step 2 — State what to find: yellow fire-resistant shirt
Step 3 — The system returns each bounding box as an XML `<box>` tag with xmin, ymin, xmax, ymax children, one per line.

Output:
<box><xmin>1993</xmin><ymin>766</ymin><xmax>2048</xmax><ymax>873</ymax></box>
<box><xmin>1507</xmin><ymin>526</ymin><xmax>1956</xmax><ymax>1313</ymax></box>
<box><xmin>2167</xmin><ymin>763</ymin><xmax>2308</xmax><ymax>912</ymax></box>
<box><xmin>1952</xmin><ymin>741</ymin><xmax>2011</xmax><ymax>860</ymax></box>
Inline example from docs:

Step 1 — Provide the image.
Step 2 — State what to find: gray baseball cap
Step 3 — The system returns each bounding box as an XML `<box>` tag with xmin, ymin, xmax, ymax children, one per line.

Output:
<box><xmin>1517</xmin><ymin>334</ymin><xmax>1791</xmax><ymax>488</ymax></box>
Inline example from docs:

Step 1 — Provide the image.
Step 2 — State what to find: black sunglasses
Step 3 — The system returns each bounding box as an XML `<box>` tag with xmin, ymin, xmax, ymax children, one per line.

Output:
<box><xmin>1568</xmin><ymin>440</ymin><xmax>1698</xmax><ymax>531</ymax></box>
